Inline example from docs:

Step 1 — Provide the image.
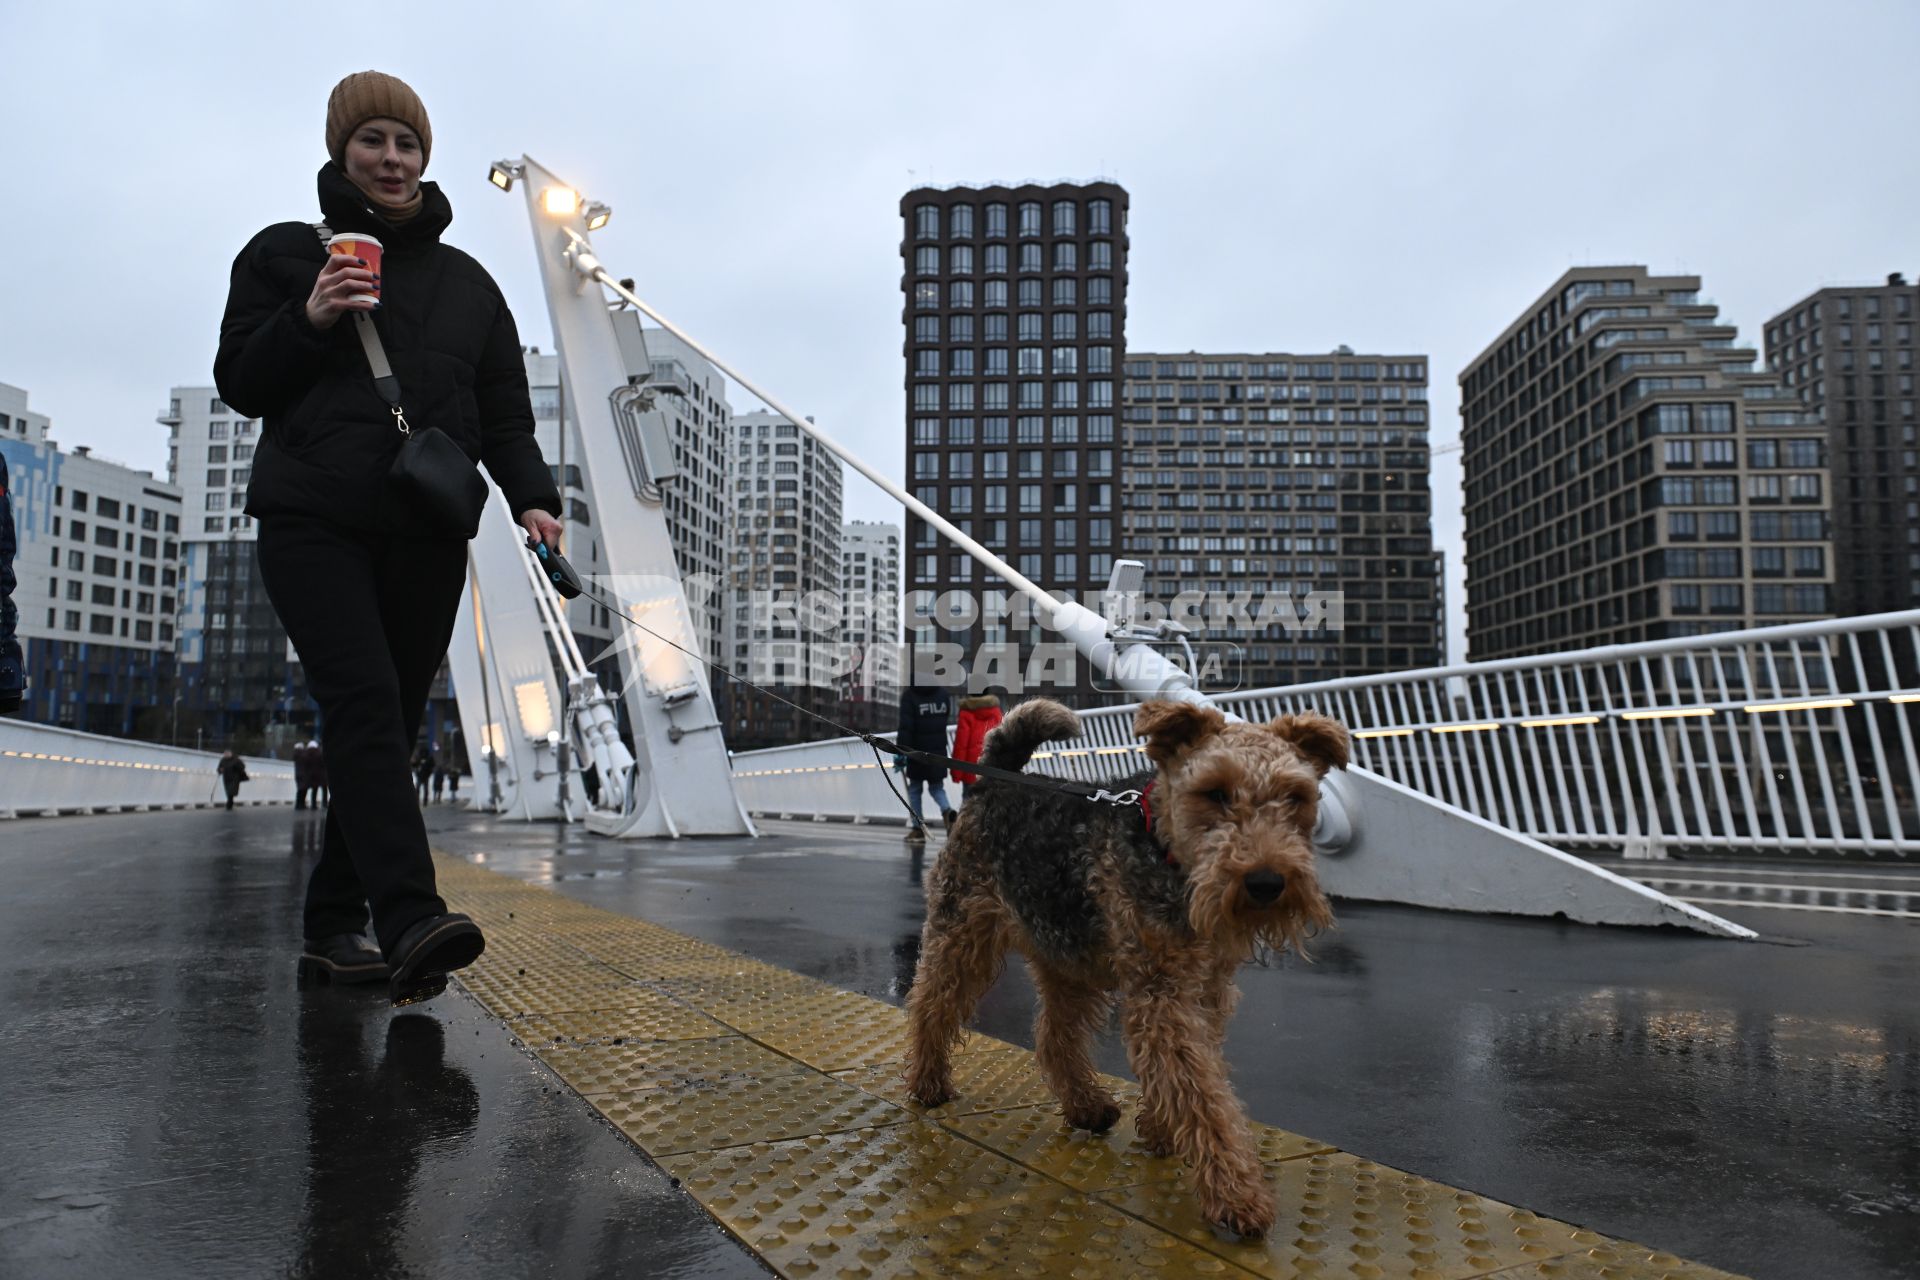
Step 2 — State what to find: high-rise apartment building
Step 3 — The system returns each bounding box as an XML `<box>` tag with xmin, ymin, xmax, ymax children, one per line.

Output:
<box><xmin>1764</xmin><ymin>272</ymin><xmax>1920</xmax><ymax>618</ymax></box>
<box><xmin>1462</xmin><ymin>267</ymin><xmax>1833</xmax><ymax>660</ymax></box>
<box><xmin>900</xmin><ymin>181</ymin><xmax>1128</xmax><ymax>704</ymax></box>
<box><xmin>717</xmin><ymin>409</ymin><xmax>844</xmax><ymax>750</ymax></box>
<box><xmin>3</xmin><ymin>383</ymin><xmax>182</xmax><ymax>736</ymax></box>
<box><xmin>840</xmin><ymin>519</ymin><xmax>901</xmax><ymax>708</ymax></box>
<box><xmin>1120</xmin><ymin>351</ymin><xmax>1440</xmax><ymax>683</ymax></box>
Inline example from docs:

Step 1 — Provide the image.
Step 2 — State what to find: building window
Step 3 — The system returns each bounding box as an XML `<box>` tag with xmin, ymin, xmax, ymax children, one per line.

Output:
<box><xmin>1088</xmin><ymin>199</ymin><xmax>1112</xmax><ymax>235</ymax></box>
<box><xmin>1052</xmin><ymin>347</ymin><xmax>1078</xmax><ymax>375</ymax></box>
<box><xmin>1019</xmin><ymin>243</ymin><xmax>1042</xmax><ymax>273</ymax></box>
<box><xmin>949</xmin><ymin>281</ymin><xmax>973</xmax><ymax>308</ymax></box>
<box><xmin>1018</xmin><ymin>201</ymin><xmax>1041</xmax><ymax>237</ymax></box>
<box><xmin>1053</xmin><ymin>382</ymin><xmax>1080</xmax><ymax>408</ymax></box>
<box><xmin>1087</xmin><ymin>277</ymin><xmax>1112</xmax><ymax>305</ymax></box>
<box><xmin>1052</xmin><ymin>278</ymin><xmax>1077</xmax><ymax>307</ymax></box>
<box><xmin>1053</xmin><ymin>241</ymin><xmax>1077</xmax><ymax>272</ymax></box>
<box><xmin>1052</xmin><ymin>312</ymin><xmax>1077</xmax><ymax>341</ymax></box>
<box><xmin>951</xmin><ymin>244</ymin><xmax>974</xmax><ymax>275</ymax></box>
<box><xmin>914</xmin><ymin>315</ymin><xmax>938</xmax><ymax>343</ymax></box>
<box><xmin>913</xmin><ymin>385</ymin><xmax>940</xmax><ymax>411</ymax></box>
<box><xmin>946</xmin><ymin>417</ymin><xmax>975</xmax><ymax>446</ymax></box>
<box><xmin>914</xmin><ymin>205</ymin><xmax>939</xmax><ymax>240</ymax></box>
<box><xmin>985</xmin><ymin>244</ymin><xmax>1007</xmax><ymax>274</ymax></box>
<box><xmin>915</xmin><ymin>246</ymin><xmax>939</xmax><ymax>276</ymax></box>
<box><xmin>1052</xmin><ymin>200</ymin><xmax>1076</xmax><ymax>237</ymax></box>
<box><xmin>1088</xmin><ymin>312</ymin><xmax>1113</xmax><ymax>339</ymax></box>
<box><xmin>947</xmin><ymin>384</ymin><xmax>975</xmax><ymax>410</ymax></box>
<box><xmin>914</xmin><ymin>282</ymin><xmax>939</xmax><ymax>309</ymax></box>
<box><xmin>950</xmin><ymin>349</ymin><xmax>976</xmax><ymax>376</ymax></box>
<box><xmin>914</xmin><ymin>350</ymin><xmax>940</xmax><ymax>376</ymax></box>
<box><xmin>950</xmin><ymin>203</ymin><xmax>974</xmax><ymax>239</ymax></box>
<box><xmin>985</xmin><ymin>203</ymin><xmax>1008</xmax><ymax>238</ymax></box>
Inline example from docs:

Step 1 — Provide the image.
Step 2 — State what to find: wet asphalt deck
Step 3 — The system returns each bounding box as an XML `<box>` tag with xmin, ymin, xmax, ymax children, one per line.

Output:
<box><xmin>3</xmin><ymin>804</ymin><xmax>1917</xmax><ymax>1279</ymax></box>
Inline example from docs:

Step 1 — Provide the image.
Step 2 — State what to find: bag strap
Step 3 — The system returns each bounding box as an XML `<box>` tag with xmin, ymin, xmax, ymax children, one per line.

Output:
<box><xmin>311</xmin><ymin>222</ymin><xmax>410</xmax><ymax>435</ymax></box>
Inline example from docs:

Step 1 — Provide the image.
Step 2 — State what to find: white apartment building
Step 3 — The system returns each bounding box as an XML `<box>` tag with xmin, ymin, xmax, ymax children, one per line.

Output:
<box><xmin>1</xmin><ymin>382</ymin><xmax>51</xmax><ymax>444</ymax></box>
<box><xmin>727</xmin><ymin>410</ymin><xmax>844</xmax><ymax>687</ymax></box>
<box><xmin>840</xmin><ymin>519</ymin><xmax>900</xmax><ymax>701</ymax></box>
<box><xmin>2</xmin><ymin>383</ymin><xmax>183</xmax><ymax>734</ymax></box>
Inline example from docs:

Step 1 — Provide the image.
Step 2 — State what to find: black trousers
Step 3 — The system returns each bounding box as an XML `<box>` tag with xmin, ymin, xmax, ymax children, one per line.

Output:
<box><xmin>258</xmin><ymin>517</ymin><xmax>467</xmax><ymax>955</ymax></box>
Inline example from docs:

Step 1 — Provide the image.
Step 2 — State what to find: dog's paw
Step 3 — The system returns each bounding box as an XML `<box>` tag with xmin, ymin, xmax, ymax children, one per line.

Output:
<box><xmin>905</xmin><ymin>1083</ymin><xmax>954</xmax><ymax>1110</ymax></box>
<box><xmin>1204</xmin><ymin>1183</ymin><xmax>1276</xmax><ymax>1240</ymax></box>
<box><xmin>1065</xmin><ymin>1098</ymin><xmax>1121</xmax><ymax>1134</ymax></box>
<box><xmin>1135</xmin><ymin>1114</ymin><xmax>1174</xmax><ymax>1157</ymax></box>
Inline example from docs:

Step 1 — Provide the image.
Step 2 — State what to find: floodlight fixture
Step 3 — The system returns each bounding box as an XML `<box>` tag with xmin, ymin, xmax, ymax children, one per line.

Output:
<box><xmin>488</xmin><ymin>159</ymin><xmax>523</xmax><ymax>191</ymax></box>
<box><xmin>543</xmin><ymin>185</ymin><xmax>580</xmax><ymax>217</ymax></box>
<box><xmin>584</xmin><ymin>201</ymin><xmax>612</xmax><ymax>231</ymax></box>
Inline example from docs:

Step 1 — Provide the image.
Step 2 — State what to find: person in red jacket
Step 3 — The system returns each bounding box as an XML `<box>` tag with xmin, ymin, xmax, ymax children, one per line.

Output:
<box><xmin>950</xmin><ymin>693</ymin><xmax>1004</xmax><ymax>800</ymax></box>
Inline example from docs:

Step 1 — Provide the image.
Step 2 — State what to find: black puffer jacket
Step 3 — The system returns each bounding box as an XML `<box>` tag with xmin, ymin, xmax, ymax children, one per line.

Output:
<box><xmin>215</xmin><ymin>164</ymin><xmax>560</xmax><ymax>535</ymax></box>
<box><xmin>896</xmin><ymin>687</ymin><xmax>955</xmax><ymax>783</ymax></box>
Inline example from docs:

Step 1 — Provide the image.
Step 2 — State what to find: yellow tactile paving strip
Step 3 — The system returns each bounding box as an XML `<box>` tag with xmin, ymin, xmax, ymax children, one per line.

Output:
<box><xmin>433</xmin><ymin>854</ymin><xmax>1748</xmax><ymax>1280</ymax></box>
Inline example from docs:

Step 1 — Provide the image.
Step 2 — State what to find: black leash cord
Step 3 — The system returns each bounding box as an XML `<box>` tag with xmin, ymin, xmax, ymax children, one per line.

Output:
<box><xmin>550</xmin><ymin>567</ymin><xmax>1146</xmax><ymax>817</ymax></box>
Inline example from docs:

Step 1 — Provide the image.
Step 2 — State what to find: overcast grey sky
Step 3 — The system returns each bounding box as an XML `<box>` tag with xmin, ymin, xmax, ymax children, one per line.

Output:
<box><xmin>4</xmin><ymin>0</ymin><xmax>1915</xmax><ymax>660</ymax></box>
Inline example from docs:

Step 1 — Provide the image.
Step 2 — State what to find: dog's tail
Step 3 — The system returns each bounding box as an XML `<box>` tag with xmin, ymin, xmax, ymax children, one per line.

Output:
<box><xmin>978</xmin><ymin>698</ymin><xmax>1080</xmax><ymax>775</ymax></box>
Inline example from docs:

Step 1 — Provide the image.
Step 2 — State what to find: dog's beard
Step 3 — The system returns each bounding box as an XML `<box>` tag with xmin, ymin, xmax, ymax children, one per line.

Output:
<box><xmin>1188</xmin><ymin>857</ymin><xmax>1333</xmax><ymax>963</ymax></box>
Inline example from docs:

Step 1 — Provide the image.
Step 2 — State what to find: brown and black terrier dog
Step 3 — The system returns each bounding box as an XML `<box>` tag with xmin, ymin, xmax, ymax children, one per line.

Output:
<box><xmin>904</xmin><ymin>696</ymin><xmax>1347</xmax><ymax>1237</ymax></box>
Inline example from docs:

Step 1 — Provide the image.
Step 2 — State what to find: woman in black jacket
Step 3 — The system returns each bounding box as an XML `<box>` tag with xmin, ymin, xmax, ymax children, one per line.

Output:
<box><xmin>216</xmin><ymin>71</ymin><xmax>562</xmax><ymax>1005</ymax></box>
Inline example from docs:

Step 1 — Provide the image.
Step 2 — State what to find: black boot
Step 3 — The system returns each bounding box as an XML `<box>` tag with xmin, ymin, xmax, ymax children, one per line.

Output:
<box><xmin>298</xmin><ymin>933</ymin><xmax>391</xmax><ymax>985</ymax></box>
<box><xmin>386</xmin><ymin>913</ymin><xmax>486</xmax><ymax>1007</ymax></box>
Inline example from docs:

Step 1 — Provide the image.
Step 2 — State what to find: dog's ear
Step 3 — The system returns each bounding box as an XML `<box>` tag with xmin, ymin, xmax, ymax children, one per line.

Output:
<box><xmin>1268</xmin><ymin>712</ymin><xmax>1350</xmax><ymax>776</ymax></box>
<box><xmin>1134</xmin><ymin>700</ymin><xmax>1227</xmax><ymax>765</ymax></box>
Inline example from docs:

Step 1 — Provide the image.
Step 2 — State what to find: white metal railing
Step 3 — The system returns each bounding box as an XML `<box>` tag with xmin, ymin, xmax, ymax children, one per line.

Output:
<box><xmin>732</xmin><ymin>611</ymin><xmax>1920</xmax><ymax>859</ymax></box>
<box><xmin>0</xmin><ymin>720</ymin><xmax>296</xmax><ymax>816</ymax></box>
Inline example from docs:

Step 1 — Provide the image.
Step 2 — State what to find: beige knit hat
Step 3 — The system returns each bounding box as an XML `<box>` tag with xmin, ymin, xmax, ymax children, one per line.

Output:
<box><xmin>325</xmin><ymin>71</ymin><xmax>433</xmax><ymax>172</ymax></box>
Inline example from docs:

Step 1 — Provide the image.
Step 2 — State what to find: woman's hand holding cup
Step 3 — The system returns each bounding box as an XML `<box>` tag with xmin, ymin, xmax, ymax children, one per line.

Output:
<box><xmin>306</xmin><ymin>233</ymin><xmax>384</xmax><ymax>331</ymax></box>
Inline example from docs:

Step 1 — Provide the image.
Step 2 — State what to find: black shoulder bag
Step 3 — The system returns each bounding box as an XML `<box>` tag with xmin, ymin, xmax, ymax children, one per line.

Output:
<box><xmin>314</xmin><ymin>223</ymin><xmax>489</xmax><ymax>540</ymax></box>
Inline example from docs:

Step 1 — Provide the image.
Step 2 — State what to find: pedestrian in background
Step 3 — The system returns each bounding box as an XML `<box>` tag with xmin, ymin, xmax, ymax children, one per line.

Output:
<box><xmin>293</xmin><ymin>739</ymin><xmax>314</xmax><ymax>810</ymax></box>
<box><xmin>895</xmin><ymin>681</ymin><xmax>956</xmax><ymax>844</ymax></box>
<box><xmin>218</xmin><ymin>750</ymin><xmax>250</xmax><ymax>811</ymax></box>
<box><xmin>215</xmin><ymin>70</ymin><xmax>563</xmax><ymax>1004</ymax></box>
<box><xmin>307</xmin><ymin>738</ymin><xmax>330</xmax><ymax>808</ymax></box>
<box><xmin>0</xmin><ymin>465</ymin><xmax>22</xmax><ymax>715</ymax></box>
<box><xmin>435</xmin><ymin>736</ymin><xmax>461</xmax><ymax>804</ymax></box>
<box><xmin>412</xmin><ymin>741</ymin><xmax>436</xmax><ymax>805</ymax></box>
<box><xmin>950</xmin><ymin>692</ymin><xmax>1004</xmax><ymax>801</ymax></box>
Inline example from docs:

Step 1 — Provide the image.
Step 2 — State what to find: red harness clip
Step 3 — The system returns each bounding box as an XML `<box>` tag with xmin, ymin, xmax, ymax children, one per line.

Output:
<box><xmin>1140</xmin><ymin>780</ymin><xmax>1176</xmax><ymax>866</ymax></box>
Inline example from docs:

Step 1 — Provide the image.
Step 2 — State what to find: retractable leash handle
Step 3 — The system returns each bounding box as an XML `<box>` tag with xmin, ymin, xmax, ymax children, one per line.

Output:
<box><xmin>527</xmin><ymin>539</ymin><xmax>584</xmax><ymax>599</ymax></box>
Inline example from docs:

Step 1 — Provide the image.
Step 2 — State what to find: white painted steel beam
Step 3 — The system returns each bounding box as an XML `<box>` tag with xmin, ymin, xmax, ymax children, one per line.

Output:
<box><xmin>506</xmin><ymin>156</ymin><xmax>751</xmax><ymax>838</ymax></box>
<box><xmin>1313</xmin><ymin>769</ymin><xmax>1757</xmax><ymax>938</ymax></box>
